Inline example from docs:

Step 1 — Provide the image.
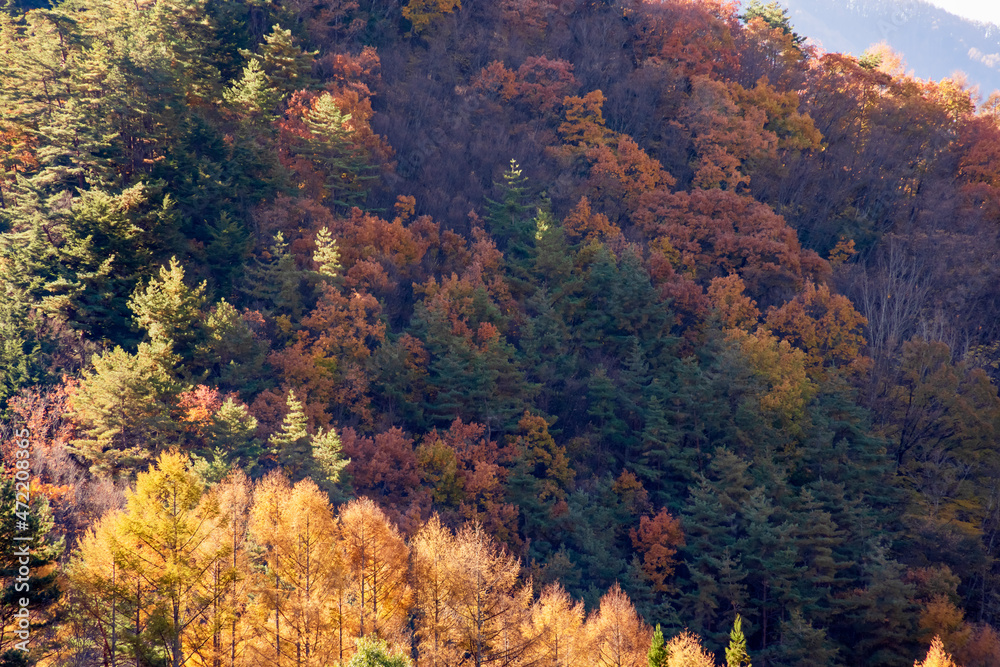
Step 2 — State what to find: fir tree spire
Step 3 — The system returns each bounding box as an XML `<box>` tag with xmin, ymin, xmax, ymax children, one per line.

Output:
<box><xmin>268</xmin><ymin>390</ymin><xmax>311</xmax><ymax>479</ymax></box>
<box><xmin>239</xmin><ymin>24</ymin><xmax>317</xmax><ymax>99</ymax></box>
<box><xmin>299</xmin><ymin>93</ymin><xmax>378</xmax><ymax>209</ymax></box>
<box><xmin>241</xmin><ymin>232</ymin><xmax>305</xmax><ymax>319</ymax></box>
<box><xmin>726</xmin><ymin>614</ymin><xmax>751</xmax><ymax>667</ymax></box>
<box><xmin>128</xmin><ymin>256</ymin><xmax>209</xmax><ymax>373</ymax></box>
<box><xmin>648</xmin><ymin>623</ymin><xmax>669</xmax><ymax>667</ymax></box>
<box><xmin>312</xmin><ymin>426</ymin><xmax>350</xmax><ymax>497</ymax></box>
<box><xmin>485</xmin><ymin>158</ymin><xmax>533</xmax><ymax>251</ymax></box>
<box><xmin>313</xmin><ymin>226</ymin><xmax>342</xmax><ymax>278</ymax></box>
<box><xmin>224</xmin><ymin>58</ymin><xmax>281</xmax><ymax>125</ymax></box>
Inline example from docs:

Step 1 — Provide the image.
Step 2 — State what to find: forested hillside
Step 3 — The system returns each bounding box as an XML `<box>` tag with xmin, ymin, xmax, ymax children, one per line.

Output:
<box><xmin>2</xmin><ymin>0</ymin><xmax>1000</xmax><ymax>665</ymax></box>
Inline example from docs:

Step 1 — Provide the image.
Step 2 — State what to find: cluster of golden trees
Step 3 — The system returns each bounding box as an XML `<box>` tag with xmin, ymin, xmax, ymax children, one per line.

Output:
<box><xmin>56</xmin><ymin>452</ymin><xmax>967</xmax><ymax>667</ymax></box>
<box><xmin>64</xmin><ymin>451</ymin><xmax>719</xmax><ymax>667</ymax></box>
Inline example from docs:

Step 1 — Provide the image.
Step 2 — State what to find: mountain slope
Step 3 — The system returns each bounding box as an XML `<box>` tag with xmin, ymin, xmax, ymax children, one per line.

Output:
<box><xmin>778</xmin><ymin>0</ymin><xmax>1000</xmax><ymax>95</ymax></box>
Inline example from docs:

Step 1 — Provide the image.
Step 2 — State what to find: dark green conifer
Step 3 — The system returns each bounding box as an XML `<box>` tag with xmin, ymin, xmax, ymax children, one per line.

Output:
<box><xmin>268</xmin><ymin>390</ymin><xmax>312</xmax><ymax>480</ymax></box>
<box><xmin>128</xmin><ymin>257</ymin><xmax>210</xmax><ymax>376</ymax></box>
<box><xmin>0</xmin><ymin>470</ymin><xmax>64</xmax><ymax>643</ymax></box>
<box><xmin>68</xmin><ymin>342</ymin><xmax>181</xmax><ymax>478</ymax></box>
<box><xmin>299</xmin><ymin>93</ymin><xmax>378</xmax><ymax>209</ymax></box>
<box><xmin>485</xmin><ymin>159</ymin><xmax>534</xmax><ymax>254</ymax></box>
<box><xmin>240</xmin><ymin>24</ymin><xmax>316</xmax><ymax>99</ymax></box>
<box><xmin>0</xmin><ymin>299</ymin><xmax>42</xmax><ymax>417</ymax></box>
<box><xmin>206</xmin><ymin>397</ymin><xmax>262</xmax><ymax>474</ymax></box>
<box><xmin>240</xmin><ymin>232</ymin><xmax>306</xmax><ymax>321</ymax></box>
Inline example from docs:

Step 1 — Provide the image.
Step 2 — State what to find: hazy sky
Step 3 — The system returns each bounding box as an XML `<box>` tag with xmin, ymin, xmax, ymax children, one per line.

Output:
<box><xmin>924</xmin><ymin>1</ymin><xmax>1000</xmax><ymax>26</ymax></box>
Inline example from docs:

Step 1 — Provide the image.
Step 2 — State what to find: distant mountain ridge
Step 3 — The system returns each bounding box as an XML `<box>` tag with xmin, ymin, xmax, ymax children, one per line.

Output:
<box><xmin>777</xmin><ymin>0</ymin><xmax>1000</xmax><ymax>97</ymax></box>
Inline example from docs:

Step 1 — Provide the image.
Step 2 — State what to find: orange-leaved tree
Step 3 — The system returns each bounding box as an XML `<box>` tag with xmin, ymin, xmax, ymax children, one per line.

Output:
<box><xmin>630</xmin><ymin>508</ymin><xmax>685</xmax><ymax>594</ymax></box>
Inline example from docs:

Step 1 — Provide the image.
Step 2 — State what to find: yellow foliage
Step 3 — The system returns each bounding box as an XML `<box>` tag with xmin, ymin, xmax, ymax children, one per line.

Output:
<box><xmin>411</xmin><ymin>515</ymin><xmax>464</xmax><ymax>667</ymax></box>
<box><xmin>339</xmin><ymin>497</ymin><xmax>412</xmax><ymax>642</ymax></box>
<box><xmin>708</xmin><ymin>274</ymin><xmax>760</xmax><ymax>330</ymax></box>
<box><xmin>915</xmin><ymin>636</ymin><xmax>961</xmax><ymax>667</ymax></box>
<box><xmin>403</xmin><ymin>0</ymin><xmax>462</xmax><ymax>33</ymax></box>
<box><xmin>828</xmin><ymin>237</ymin><xmax>857</xmax><ymax>266</ymax></box>
<box><xmin>67</xmin><ymin>455</ymin><xmax>693</xmax><ymax>667</ymax></box>
<box><xmin>919</xmin><ymin>595</ymin><xmax>972</xmax><ymax>655</ymax></box>
<box><xmin>664</xmin><ymin>630</ymin><xmax>717</xmax><ymax>667</ymax></box>
<box><xmin>589</xmin><ymin>583</ymin><xmax>649</xmax><ymax>667</ymax></box>
<box><xmin>727</xmin><ymin>327</ymin><xmax>816</xmax><ymax>424</ymax></box>
<box><xmin>522</xmin><ymin>583</ymin><xmax>589</xmax><ymax>667</ymax></box>
<box><xmin>734</xmin><ymin>76</ymin><xmax>823</xmax><ymax>153</ymax></box>
<box><xmin>67</xmin><ymin>452</ymin><xmax>236</xmax><ymax>667</ymax></box>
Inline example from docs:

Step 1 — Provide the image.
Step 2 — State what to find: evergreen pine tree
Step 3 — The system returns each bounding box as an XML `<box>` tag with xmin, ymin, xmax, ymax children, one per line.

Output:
<box><xmin>567</xmin><ymin>244</ymin><xmax>617</xmax><ymax>354</ymax></box>
<box><xmin>223</xmin><ymin>58</ymin><xmax>281</xmax><ymax>125</ymax></box>
<box><xmin>561</xmin><ymin>478</ymin><xmax>639</xmax><ymax>607</ymax></box>
<box><xmin>240</xmin><ymin>232</ymin><xmax>306</xmax><ymax>320</ymax></box>
<box><xmin>188</xmin><ymin>447</ymin><xmax>233</xmax><ymax>485</ymax></box>
<box><xmin>634</xmin><ymin>389</ymin><xmax>680</xmax><ymax>506</ymax></box>
<box><xmin>531</xmin><ymin>205</ymin><xmax>575</xmax><ymax>287</ymax></box>
<box><xmin>740</xmin><ymin>0</ymin><xmax>804</xmax><ymax>46</ymax></box>
<box><xmin>506</xmin><ymin>412</ymin><xmax>574</xmax><ymax>559</ymax></box>
<box><xmin>68</xmin><ymin>342</ymin><xmax>180</xmax><ymax>478</ymax></box>
<box><xmin>412</xmin><ymin>286</ymin><xmax>529</xmax><ymax>433</ymax></box>
<box><xmin>205</xmin><ymin>212</ymin><xmax>252</xmax><ymax>294</ymax></box>
<box><xmin>298</xmin><ymin>93</ymin><xmax>378</xmax><ymax>209</ymax></box>
<box><xmin>0</xmin><ymin>299</ymin><xmax>41</xmax><ymax>417</ymax></box>
<box><xmin>648</xmin><ymin>624</ymin><xmax>669</xmax><ymax>667</ymax></box>
<box><xmin>0</xmin><ymin>184</ymin><xmax>175</xmax><ymax>344</ymax></box>
<box><xmin>520</xmin><ymin>290</ymin><xmax>575</xmax><ymax>418</ymax></box>
<box><xmin>726</xmin><ymin>614</ymin><xmax>752</xmax><ymax>667</ymax></box>
<box><xmin>485</xmin><ymin>159</ymin><xmax>534</xmax><ymax>255</ymax></box>
<box><xmin>263</xmin><ymin>392</ymin><xmax>350</xmax><ymax>496</ymax></box>
<box><xmin>203</xmin><ymin>298</ymin><xmax>270</xmax><ymax>396</ymax></box>
<box><xmin>838</xmin><ymin>546</ymin><xmax>920</xmax><ymax>667</ymax></box>
<box><xmin>240</xmin><ymin>24</ymin><xmax>316</xmax><ymax>99</ymax></box>
<box><xmin>313</xmin><ymin>226</ymin><xmax>343</xmax><ymax>279</ymax></box>
<box><xmin>776</xmin><ymin>609</ymin><xmax>838</xmax><ymax>667</ymax></box>
<box><xmin>348</xmin><ymin>635</ymin><xmax>412</xmax><ymax>667</ymax></box>
<box><xmin>128</xmin><ymin>257</ymin><xmax>209</xmax><ymax>375</ymax></box>
<box><xmin>207</xmin><ymin>397</ymin><xmax>262</xmax><ymax>474</ymax></box>
<box><xmin>679</xmin><ymin>449</ymin><xmax>753</xmax><ymax>644</ymax></box>
<box><xmin>787</xmin><ymin>488</ymin><xmax>851</xmax><ymax>623</ymax></box>
<box><xmin>586</xmin><ymin>365</ymin><xmax>628</xmax><ymax>458</ymax></box>
<box><xmin>268</xmin><ymin>390</ymin><xmax>312</xmax><ymax>480</ymax></box>
<box><xmin>312</xmin><ymin>426</ymin><xmax>350</xmax><ymax>499</ymax></box>
<box><xmin>739</xmin><ymin>484</ymin><xmax>803</xmax><ymax>656</ymax></box>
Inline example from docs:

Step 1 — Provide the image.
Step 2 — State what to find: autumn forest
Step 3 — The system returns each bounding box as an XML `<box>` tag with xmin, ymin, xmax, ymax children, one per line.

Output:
<box><xmin>1</xmin><ymin>0</ymin><xmax>1000</xmax><ymax>665</ymax></box>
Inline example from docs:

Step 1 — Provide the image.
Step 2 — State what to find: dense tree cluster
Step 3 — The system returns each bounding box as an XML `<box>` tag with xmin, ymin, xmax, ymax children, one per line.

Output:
<box><xmin>59</xmin><ymin>452</ymin><xmax>697</xmax><ymax>667</ymax></box>
<box><xmin>3</xmin><ymin>0</ymin><xmax>1000</xmax><ymax>665</ymax></box>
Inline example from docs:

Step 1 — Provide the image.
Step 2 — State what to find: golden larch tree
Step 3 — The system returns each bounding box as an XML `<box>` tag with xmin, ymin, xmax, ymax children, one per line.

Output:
<box><xmin>521</xmin><ymin>583</ymin><xmax>588</xmax><ymax>667</ymax></box>
<box><xmin>915</xmin><ymin>636</ymin><xmax>960</xmax><ymax>667</ymax></box>
<box><xmin>665</xmin><ymin>631</ymin><xmax>717</xmax><ymax>667</ymax></box>
<box><xmin>339</xmin><ymin>497</ymin><xmax>412</xmax><ymax>642</ymax></box>
<box><xmin>448</xmin><ymin>524</ymin><xmax>527</xmax><ymax>667</ymax></box>
<box><xmin>588</xmin><ymin>583</ymin><xmax>650</xmax><ymax>667</ymax></box>
<box><xmin>412</xmin><ymin>515</ymin><xmax>464</xmax><ymax>667</ymax></box>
